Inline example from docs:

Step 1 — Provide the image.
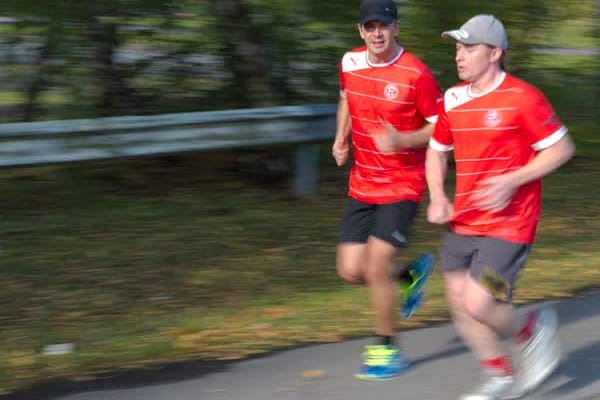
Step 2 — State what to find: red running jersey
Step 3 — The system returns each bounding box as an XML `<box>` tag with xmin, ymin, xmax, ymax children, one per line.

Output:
<box><xmin>339</xmin><ymin>46</ymin><xmax>441</xmax><ymax>204</ymax></box>
<box><xmin>430</xmin><ymin>72</ymin><xmax>568</xmax><ymax>243</ymax></box>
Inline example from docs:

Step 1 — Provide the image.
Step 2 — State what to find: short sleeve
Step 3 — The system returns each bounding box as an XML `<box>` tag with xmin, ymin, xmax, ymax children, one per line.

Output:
<box><xmin>520</xmin><ymin>87</ymin><xmax>567</xmax><ymax>151</ymax></box>
<box><xmin>429</xmin><ymin>100</ymin><xmax>453</xmax><ymax>151</ymax></box>
<box><xmin>415</xmin><ymin>71</ymin><xmax>442</xmax><ymax>123</ymax></box>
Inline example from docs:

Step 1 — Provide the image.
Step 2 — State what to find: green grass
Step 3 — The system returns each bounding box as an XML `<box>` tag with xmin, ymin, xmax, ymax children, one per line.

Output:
<box><xmin>0</xmin><ymin>126</ymin><xmax>598</xmax><ymax>394</ymax></box>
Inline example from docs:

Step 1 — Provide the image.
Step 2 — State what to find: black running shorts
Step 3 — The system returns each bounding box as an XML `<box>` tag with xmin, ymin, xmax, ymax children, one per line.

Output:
<box><xmin>338</xmin><ymin>197</ymin><xmax>418</xmax><ymax>248</ymax></box>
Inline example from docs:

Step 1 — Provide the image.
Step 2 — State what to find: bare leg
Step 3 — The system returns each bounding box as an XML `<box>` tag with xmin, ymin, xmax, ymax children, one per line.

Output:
<box><xmin>336</xmin><ymin>238</ymin><xmax>399</xmax><ymax>337</ymax></box>
<box><xmin>364</xmin><ymin>236</ymin><xmax>398</xmax><ymax>337</ymax></box>
<box><xmin>336</xmin><ymin>242</ymin><xmax>368</xmax><ymax>284</ymax></box>
<box><xmin>445</xmin><ymin>271</ymin><xmax>509</xmax><ymax>360</ymax></box>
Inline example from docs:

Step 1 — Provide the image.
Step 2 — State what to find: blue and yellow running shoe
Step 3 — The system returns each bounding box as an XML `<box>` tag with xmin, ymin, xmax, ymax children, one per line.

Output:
<box><xmin>401</xmin><ymin>252</ymin><xmax>435</xmax><ymax>319</ymax></box>
<box><xmin>355</xmin><ymin>344</ymin><xmax>411</xmax><ymax>381</ymax></box>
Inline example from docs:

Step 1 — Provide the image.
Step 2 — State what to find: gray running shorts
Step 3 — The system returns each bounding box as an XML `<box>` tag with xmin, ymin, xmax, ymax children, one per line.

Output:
<box><xmin>439</xmin><ymin>230</ymin><xmax>531</xmax><ymax>301</ymax></box>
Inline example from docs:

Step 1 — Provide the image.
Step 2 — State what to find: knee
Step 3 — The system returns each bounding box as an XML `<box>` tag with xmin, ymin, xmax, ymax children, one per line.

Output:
<box><xmin>462</xmin><ymin>290</ymin><xmax>494</xmax><ymax>323</ymax></box>
<box><xmin>337</xmin><ymin>261</ymin><xmax>363</xmax><ymax>284</ymax></box>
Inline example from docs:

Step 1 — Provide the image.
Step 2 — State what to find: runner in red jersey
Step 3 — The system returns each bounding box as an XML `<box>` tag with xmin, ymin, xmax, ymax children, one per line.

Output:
<box><xmin>339</xmin><ymin>45</ymin><xmax>440</xmax><ymax>204</ymax></box>
<box><xmin>332</xmin><ymin>0</ymin><xmax>441</xmax><ymax>381</ymax></box>
<box><xmin>426</xmin><ymin>15</ymin><xmax>575</xmax><ymax>400</ymax></box>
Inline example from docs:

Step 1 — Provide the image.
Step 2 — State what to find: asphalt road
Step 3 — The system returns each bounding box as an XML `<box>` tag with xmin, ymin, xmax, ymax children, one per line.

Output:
<box><xmin>6</xmin><ymin>290</ymin><xmax>600</xmax><ymax>400</ymax></box>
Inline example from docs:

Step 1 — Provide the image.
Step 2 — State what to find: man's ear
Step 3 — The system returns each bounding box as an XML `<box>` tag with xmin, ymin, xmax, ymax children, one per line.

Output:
<box><xmin>491</xmin><ymin>47</ymin><xmax>504</xmax><ymax>63</ymax></box>
<box><xmin>357</xmin><ymin>23</ymin><xmax>365</xmax><ymax>39</ymax></box>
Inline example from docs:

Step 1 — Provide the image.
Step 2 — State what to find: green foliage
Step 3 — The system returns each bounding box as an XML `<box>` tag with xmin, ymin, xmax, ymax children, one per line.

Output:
<box><xmin>0</xmin><ymin>0</ymin><xmax>596</xmax><ymax>121</ymax></box>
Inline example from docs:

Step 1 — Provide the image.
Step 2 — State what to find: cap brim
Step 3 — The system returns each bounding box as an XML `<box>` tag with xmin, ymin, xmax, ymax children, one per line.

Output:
<box><xmin>441</xmin><ymin>29</ymin><xmax>479</xmax><ymax>44</ymax></box>
<box><xmin>360</xmin><ymin>13</ymin><xmax>395</xmax><ymax>25</ymax></box>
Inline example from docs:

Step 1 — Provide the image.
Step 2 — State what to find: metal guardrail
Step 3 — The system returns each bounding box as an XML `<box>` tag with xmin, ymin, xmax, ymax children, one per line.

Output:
<box><xmin>0</xmin><ymin>104</ymin><xmax>337</xmax><ymax>196</ymax></box>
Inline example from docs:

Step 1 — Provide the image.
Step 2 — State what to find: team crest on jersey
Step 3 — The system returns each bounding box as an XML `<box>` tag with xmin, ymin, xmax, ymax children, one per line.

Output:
<box><xmin>384</xmin><ymin>83</ymin><xmax>399</xmax><ymax>100</ymax></box>
<box><xmin>484</xmin><ymin>110</ymin><xmax>502</xmax><ymax>127</ymax></box>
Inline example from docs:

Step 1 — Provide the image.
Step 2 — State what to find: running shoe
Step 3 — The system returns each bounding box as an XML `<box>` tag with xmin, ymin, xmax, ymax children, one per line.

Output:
<box><xmin>355</xmin><ymin>344</ymin><xmax>411</xmax><ymax>381</ymax></box>
<box><xmin>460</xmin><ymin>371</ymin><xmax>514</xmax><ymax>400</ymax></box>
<box><xmin>503</xmin><ymin>307</ymin><xmax>561</xmax><ymax>399</ymax></box>
<box><xmin>402</xmin><ymin>252</ymin><xmax>435</xmax><ymax>318</ymax></box>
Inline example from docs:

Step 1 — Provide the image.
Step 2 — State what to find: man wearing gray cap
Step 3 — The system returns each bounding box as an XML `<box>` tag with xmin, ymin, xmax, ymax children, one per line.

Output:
<box><xmin>426</xmin><ymin>14</ymin><xmax>575</xmax><ymax>400</ymax></box>
<box><xmin>331</xmin><ymin>0</ymin><xmax>441</xmax><ymax>381</ymax></box>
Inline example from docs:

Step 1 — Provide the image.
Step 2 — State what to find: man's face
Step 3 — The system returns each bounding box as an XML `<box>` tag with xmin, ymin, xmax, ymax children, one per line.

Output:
<box><xmin>358</xmin><ymin>20</ymin><xmax>399</xmax><ymax>62</ymax></box>
<box><xmin>454</xmin><ymin>42</ymin><xmax>500</xmax><ymax>82</ymax></box>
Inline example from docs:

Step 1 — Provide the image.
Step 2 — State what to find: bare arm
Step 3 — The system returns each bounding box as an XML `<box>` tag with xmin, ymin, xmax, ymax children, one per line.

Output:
<box><xmin>399</xmin><ymin>122</ymin><xmax>435</xmax><ymax>149</ymax></box>
<box><xmin>505</xmin><ymin>134</ymin><xmax>575</xmax><ymax>186</ymax></box>
<box><xmin>332</xmin><ymin>96</ymin><xmax>351</xmax><ymax>166</ymax></box>
<box><xmin>425</xmin><ymin>145</ymin><xmax>454</xmax><ymax>224</ymax></box>
<box><xmin>473</xmin><ymin>134</ymin><xmax>576</xmax><ymax>211</ymax></box>
<box><xmin>374</xmin><ymin>121</ymin><xmax>435</xmax><ymax>153</ymax></box>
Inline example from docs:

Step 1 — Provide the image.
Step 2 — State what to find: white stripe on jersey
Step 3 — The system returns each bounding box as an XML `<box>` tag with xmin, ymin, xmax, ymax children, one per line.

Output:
<box><xmin>354</xmin><ymin>160</ymin><xmax>421</xmax><ymax>171</ymax></box>
<box><xmin>353</xmin><ymin>143</ymin><xmax>415</xmax><ymax>156</ymax></box>
<box><xmin>346</xmin><ymin>71</ymin><xmax>415</xmax><ymax>89</ymax></box>
<box><xmin>354</xmin><ymin>160</ymin><xmax>394</xmax><ymax>171</ymax></box>
<box><xmin>455</xmin><ymin>156</ymin><xmax>511</xmax><ymax>162</ymax></box>
<box><xmin>426</xmin><ymin>115</ymin><xmax>439</xmax><ymax>124</ymax></box>
<box><xmin>344</xmin><ymin>89</ymin><xmax>415</xmax><ymax>105</ymax></box>
<box><xmin>532</xmin><ymin>126</ymin><xmax>568</xmax><ymax>151</ymax></box>
<box><xmin>455</xmin><ymin>166</ymin><xmax>522</xmax><ymax>177</ymax></box>
<box><xmin>452</xmin><ymin>206</ymin><xmax>520</xmax><ymax>222</ymax></box>
<box><xmin>391</xmin><ymin>64</ymin><xmax>422</xmax><ymax>74</ymax></box>
<box><xmin>451</xmin><ymin>107</ymin><xmax>517</xmax><ymax>113</ymax></box>
<box><xmin>429</xmin><ymin>137</ymin><xmax>453</xmax><ymax>152</ymax></box>
<box><xmin>452</xmin><ymin>126</ymin><xmax>519</xmax><ymax>132</ymax></box>
<box><xmin>356</xmin><ymin>175</ymin><xmax>393</xmax><ymax>184</ymax></box>
<box><xmin>352</xmin><ymin>115</ymin><xmax>434</xmax><ymax>129</ymax></box>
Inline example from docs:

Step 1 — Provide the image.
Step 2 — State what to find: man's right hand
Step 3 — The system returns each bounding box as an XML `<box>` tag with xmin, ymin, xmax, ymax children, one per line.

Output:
<box><xmin>427</xmin><ymin>197</ymin><xmax>454</xmax><ymax>224</ymax></box>
<box><xmin>332</xmin><ymin>139</ymin><xmax>350</xmax><ymax>166</ymax></box>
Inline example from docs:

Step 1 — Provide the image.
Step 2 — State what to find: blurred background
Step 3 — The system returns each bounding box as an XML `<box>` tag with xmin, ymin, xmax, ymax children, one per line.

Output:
<box><xmin>0</xmin><ymin>0</ymin><xmax>598</xmax><ymax>396</ymax></box>
<box><xmin>0</xmin><ymin>0</ymin><xmax>597</xmax><ymax>121</ymax></box>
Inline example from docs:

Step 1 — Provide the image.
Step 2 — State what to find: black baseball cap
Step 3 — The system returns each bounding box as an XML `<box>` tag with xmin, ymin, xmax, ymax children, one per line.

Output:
<box><xmin>359</xmin><ymin>0</ymin><xmax>398</xmax><ymax>25</ymax></box>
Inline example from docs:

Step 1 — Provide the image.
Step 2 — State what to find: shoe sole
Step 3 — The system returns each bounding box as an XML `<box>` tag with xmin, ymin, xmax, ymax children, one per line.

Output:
<box><xmin>355</xmin><ymin>373</ymin><xmax>397</xmax><ymax>381</ymax></box>
<box><xmin>355</xmin><ymin>366</ymin><xmax>411</xmax><ymax>381</ymax></box>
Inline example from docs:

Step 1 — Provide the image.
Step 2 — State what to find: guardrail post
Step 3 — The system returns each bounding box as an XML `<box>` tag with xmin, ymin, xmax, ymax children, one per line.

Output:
<box><xmin>294</xmin><ymin>144</ymin><xmax>320</xmax><ymax>197</ymax></box>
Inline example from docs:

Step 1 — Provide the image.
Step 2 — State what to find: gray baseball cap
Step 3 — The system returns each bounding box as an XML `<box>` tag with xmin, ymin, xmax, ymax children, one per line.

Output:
<box><xmin>442</xmin><ymin>14</ymin><xmax>508</xmax><ymax>50</ymax></box>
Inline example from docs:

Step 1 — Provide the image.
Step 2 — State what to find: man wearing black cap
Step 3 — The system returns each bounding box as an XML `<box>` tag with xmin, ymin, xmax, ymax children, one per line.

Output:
<box><xmin>332</xmin><ymin>0</ymin><xmax>441</xmax><ymax>381</ymax></box>
<box><xmin>426</xmin><ymin>14</ymin><xmax>575</xmax><ymax>400</ymax></box>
